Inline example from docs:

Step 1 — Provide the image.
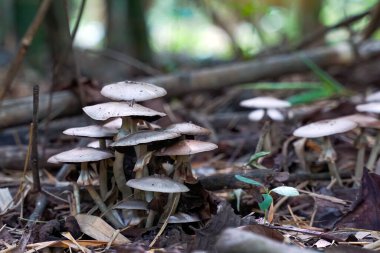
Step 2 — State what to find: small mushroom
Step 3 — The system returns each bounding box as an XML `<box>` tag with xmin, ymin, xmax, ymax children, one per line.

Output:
<box><xmin>293</xmin><ymin>119</ymin><xmax>357</xmax><ymax>186</ymax></box>
<box><xmin>63</xmin><ymin>125</ymin><xmax>117</xmax><ymax>198</ymax></box>
<box><xmin>127</xmin><ymin>175</ymin><xmax>189</xmax><ymax>228</ymax></box>
<box><xmin>356</xmin><ymin>103</ymin><xmax>380</xmax><ymax>171</ymax></box>
<box><xmin>47</xmin><ymin>148</ymin><xmax>123</xmax><ymax>228</ymax></box>
<box><xmin>240</xmin><ymin>96</ymin><xmax>290</xmax><ymax>152</ymax></box>
<box><xmin>111</xmin><ymin>130</ymin><xmax>181</xmax><ymax>201</ymax></box>
<box><xmin>339</xmin><ymin>114</ymin><xmax>380</xmax><ymax>184</ymax></box>
<box><xmin>156</xmin><ymin>140</ymin><xmax>217</xmax><ymax>224</ymax></box>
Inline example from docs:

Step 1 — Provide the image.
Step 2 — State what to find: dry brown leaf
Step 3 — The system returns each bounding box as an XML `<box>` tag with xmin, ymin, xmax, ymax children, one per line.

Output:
<box><xmin>75</xmin><ymin>214</ymin><xmax>130</xmax><ymax>245</ymax></box>
<box><xmin>26</xmin><ymin>240</ymin><xmax>108</xmax><ymax>253</ymax></box>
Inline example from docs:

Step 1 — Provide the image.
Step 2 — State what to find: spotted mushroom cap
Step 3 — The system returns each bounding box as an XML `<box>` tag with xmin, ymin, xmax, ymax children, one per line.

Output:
<box><xmin>156</xmin><ymin>139</ymin><xmax>218</xmax><ymax>156</ymax></box>
<box><xmin>165</xmin><ymin>122</ymin><xmax>211</xmax><ymax>136</ymax></box>
<box><xmin>47</xmin><ymin>147</ymin><xmax>114</xmax><ymax>164</ymax></box>
<box><xmin>356</xmin><ymin>103</ymin><xmax>380</xmax><ymax>114</ymax></box>
<box><xmin>126</xmin><ymin>175</ymin><xmax>189</xmax><ymax>193</ymax></box>
<box><xmin>110</xmin><ymin>130</ymin><xmax>181</xmax><ymax>147</ymax></box>
<box><xmin>83</xmin><ymin>102</ymin><xmax>166</xmax><ymax>121</ymax></box>
<box><xmin>101</xmin><ymin>81</ymin><xmax>167</xmax><ymax>102</ymax></box>
<box><xmin>240</xmin><ymin>97</ymin><xmax>291</xmax><ymax>109</ymax></box>
<box><xmin>339</xmin><ymin>114</ymin><xmax>380</xmax><ymax>129</ymax></box>
<box><xmin>63</xmin><ymin>125</ymin><xmax>117</xmax><ymax>138</ymax></box>
<box><xmin>103</xmin><ymin>118</ymin><xmax>161</xmax><ymax>131</ymax></box>
<box><xmin>293</xmin><ymin>118</ymin><xmax>358</xmax><ymax>138</ymax></box>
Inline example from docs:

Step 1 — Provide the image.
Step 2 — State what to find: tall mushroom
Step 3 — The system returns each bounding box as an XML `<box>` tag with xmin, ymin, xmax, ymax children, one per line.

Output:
<box><xmin>293</xmin><ymin>119</ymin><xmax>357</xmax><ymax>186</ymax></box>
<box><xmin>47</xmin><ymin>147</ymin><xmax>123</xmax><ymax>228</ymax></box>
<box><xmin>83</xmin><ymin>102</ymin><xmax>166</xmax><ymax>200</ymax></box>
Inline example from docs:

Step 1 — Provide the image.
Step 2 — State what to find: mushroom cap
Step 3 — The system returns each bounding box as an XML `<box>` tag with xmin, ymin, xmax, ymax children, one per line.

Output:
<box><xmin>165</xmin><ymin>122</ymin><xmax>211</xmax><ymax>136</ymax></box>
<box><xmin>87</xmin><ymin>140</ymin><xmax>112</xmax><ymax>148</ymax></box>
<box><xmin>293</xmin><ymin>119</ymin><xmax>358</xmax><ymax>138</ymax></box>
<box><xmin>240</xmin><ymin>97</ymin><xmax>291</xmax><ymax>109</ymax></box>
<box><xmin>156</xmin><ymin>139</ymin><xmax>218</xmax><ymax>156</ymax></box>
<box><xmin>126</xmin><ymin>175</ymin><xmax>189</xmax><ymax>193</ymax></box>
<box><xmin>366</xmin><ymin>91</ymin><xmax>380</xmax><ymax>102</ymax></box>
<box><xmin>113</xmin><ymin>199</ymin><xmax>148</xmax><ymax>210</ymax></box>
<box><xmin>101</xmin><ymin>81</ymin><xmax>167</xmax><ymax>102</ymax></box>
<box><xmin>339</xmin><ymin>114</ymin><xmax>380</xmax><ymax>129</ymax></box>
<box><xmin>248</xmin><ymin>109</ymin><xmax>265</xmax><ymax>121</ymax></box>
<box><xmin>356</xmin><ymin>103</ymin><xmax>380</xmax><ymax>114</ymax></box>
<box><xmin>168</xmin><ymin>213</ymin><xmax>201</xmax><ymax>223</ymax></box>
<box><xmin>47</xmin><ymin>147</ymin><xmax>114</xmax><ymax>164</ymax></box>
<box><xmin>103</xmin><ymin>118</ymin><xmax>161</xmax><ymax>131</ymax></box>
<box><xmin>110</xmin><ymin>130</ymin><xmax>181</xmax><ymax>147</ymax></box>
<box><xmin>63</xmin><ymin>125</ymin><xmax>117</xmax><ymax>138</ymax></box>
<box><xmin>83</xmin><ymin>102</ymin><xmax>166</xmax><ymax>121</ymax></box>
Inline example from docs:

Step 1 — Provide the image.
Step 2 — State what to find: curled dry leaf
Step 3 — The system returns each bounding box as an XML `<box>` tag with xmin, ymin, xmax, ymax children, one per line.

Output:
<box><xmin>75</xmin><ymin>214</ymin><xmax>130</xmax><ymax>245</ymax></box>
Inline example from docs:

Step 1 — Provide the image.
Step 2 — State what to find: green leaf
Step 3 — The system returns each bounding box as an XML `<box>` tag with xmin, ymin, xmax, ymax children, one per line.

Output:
<box><xmin>235</xmin><ymin>175</ymin><xmax>264</xmax><ymax>187</ymax></box>
<box><xmin>248</xmin><ymin>151</ymin><xmax>271</xmax><ymax>163</ymax></box>
<box><xmin>270</xmin><ymin>186</ymin><xmax>299</xmax><ymax>196</ymax></box>
<box><xmin>301</xmin><ymin>56</ymin><xmax>345</xmax><ymax>94</ymax></box>
<box><xmin>258</xmin><ymin>193</ymin><xmax>273</xmax><ymax>211</ymax></box>
<box><xmin>241</xmin><ymin>82</ymin><xmax>322</xmax><ymax>90</ymax></box>
<box><xmin>287</xmin><ymin>88</ymin><xmax>332</xmax><ymax>105</ymax></box>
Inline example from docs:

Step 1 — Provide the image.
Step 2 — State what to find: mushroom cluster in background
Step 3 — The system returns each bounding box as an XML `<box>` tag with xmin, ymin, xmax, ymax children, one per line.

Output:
<box><xmin>47</xmin><ymin>81</ymin><xmax>217</xmax><ymax>229</ymax></box>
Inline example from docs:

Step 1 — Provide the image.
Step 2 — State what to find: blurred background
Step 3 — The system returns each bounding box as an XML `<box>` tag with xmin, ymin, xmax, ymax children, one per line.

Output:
<box><xmin>0</xmin><ymin>0</ymin><xmax>378</xmax><ymax>99</ymax></box>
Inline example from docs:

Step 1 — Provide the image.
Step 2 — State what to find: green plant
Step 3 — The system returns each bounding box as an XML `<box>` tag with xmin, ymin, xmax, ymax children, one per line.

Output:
<box><xmin>235</xmin><ymin>174</ymin><xmax>299</xmax><ymax>221</ymax></box>
<box><xmin>247</xmin><ymin>151</ymin><xmax>271</xmax><ymax>169</ymax></box>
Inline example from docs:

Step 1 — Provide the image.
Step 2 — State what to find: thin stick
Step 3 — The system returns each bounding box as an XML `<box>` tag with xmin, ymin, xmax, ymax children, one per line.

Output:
<box><xmin>31</xmin><ymin>85</ymin><xmax>41</xmax><ymax>192</ymax></box>
<box><xmin>0</xmin><ymin>0</ymin><xmax>52</xmax><ymax>104</ymax></box>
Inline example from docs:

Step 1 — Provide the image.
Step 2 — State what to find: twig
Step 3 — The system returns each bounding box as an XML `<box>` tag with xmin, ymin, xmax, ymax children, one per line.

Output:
<box><xmin>0</xmin><ymin>0</ymin><xmax>52</xmax><ymax>104</ymax></box>
<box><xmin>362</xmin><ymin>1</ymin><xmax>380</xmax><ymax>40</ymax></box>
<box><xmin>71</xmin><ymin>0</ymin><xmax>86</xmax><ymax>40</ymax></box>
<box><xmin>84</xmin><ymin>48</ymin><xmax>162</xmax><ymax>76</ymax></box>
<box><xmin>294</xmin><ymin>8</ymin><xmax>371</xmax><ymax>50</ymax></box>
<box><xmin>31</xmin><ymin>85</ymin><xmax>41</xmax><ymax>192</ymax></box>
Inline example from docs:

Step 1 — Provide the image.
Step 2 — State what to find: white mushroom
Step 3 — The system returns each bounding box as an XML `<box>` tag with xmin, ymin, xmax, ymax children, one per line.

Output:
<box><xmin>293</xmin><ymin>119</ymin><xmax>357</xmax><ymax>186</ymax></box>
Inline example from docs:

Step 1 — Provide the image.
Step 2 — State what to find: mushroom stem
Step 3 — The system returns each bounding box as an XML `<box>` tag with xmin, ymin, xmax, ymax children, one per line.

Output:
<box><xmin>113</xmin><ymin>151</ymin><xmax>132</xmax><ymax>198</ymax></box>
<box><xmin>99</xmin><ymin>139</ymin><xmax>107</xmax><ymax>149</ymax></box>
<box><xmin>255</xmin><ymin>120</ymin><xmax>271</xmax><ymax>153</ymax></box>
<box><xmin>366</xmin><ymin>131</ymin><xmax>380</xmax><ymax>171</ymax></box>
<box><xmin>133</xmin><ymin>145</ymin><xmax>149</xmax><ymax>200</ymax></box>
<box><xmin>99</xmin><ymin>160</ymin><xmax>108</xmax><ymax>199</ymax></box>
<box><xmin>354</xmin><ymin>129</ymin><xmax>366</xmax><ymax>185</ymax></box>
<box><xmin>323</xmin><ymin>137</ymin><xmax>343</xmax><ymax>187</ymax></box>
<box><xmin>145</xmin><ymin>192</ymin><xmax>160</xmax><ymax>228</ymax></box>
<box><xmin>86</xmin><ymin>184</ymin><xmax>124</xmax><ymax>228</ymax></box>
<box><xmin>112</xmin><ymin>117</ymin><xmax>138</xmax><ymax>199</ymax></box>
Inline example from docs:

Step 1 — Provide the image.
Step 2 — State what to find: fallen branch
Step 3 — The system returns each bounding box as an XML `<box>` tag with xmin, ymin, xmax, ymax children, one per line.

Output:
<box><xmin>2</xmin><ymin>40</ymin><xmax>380</xmax><ymax>128</ymax></box>
<box><xmin>199</xmin><ymin>171</ymin><xmax>352</xmax><ymax>191</ymax></box>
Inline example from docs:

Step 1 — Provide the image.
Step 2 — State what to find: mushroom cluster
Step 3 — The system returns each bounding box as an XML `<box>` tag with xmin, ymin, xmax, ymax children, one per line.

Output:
<box><xmin>47</xmin><ymin>81</ymin><xmax>217</xmax><ymax>229</ymax></box>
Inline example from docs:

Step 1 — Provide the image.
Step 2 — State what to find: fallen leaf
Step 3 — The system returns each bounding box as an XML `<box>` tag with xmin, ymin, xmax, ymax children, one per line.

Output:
<box><xmin>313</xmin><ymin>239</ymin><xmax>331</xmax><ymax>248</ymax></box>
<box><xmin>75</xmin><ymin>214</ymin><xmax>130</xmax><ymax>245</ymax></box>
<box><xmin>335</xmin><ymin>169</ymin><xmax>380</xmax><ymax>231</ymax></box>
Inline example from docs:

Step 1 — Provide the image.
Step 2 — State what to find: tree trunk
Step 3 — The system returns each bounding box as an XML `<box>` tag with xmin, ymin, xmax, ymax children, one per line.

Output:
<box><xmin>44</xmin><ymin>0</ymin><xmax>77</xmax><ymax>90</ymax></box>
